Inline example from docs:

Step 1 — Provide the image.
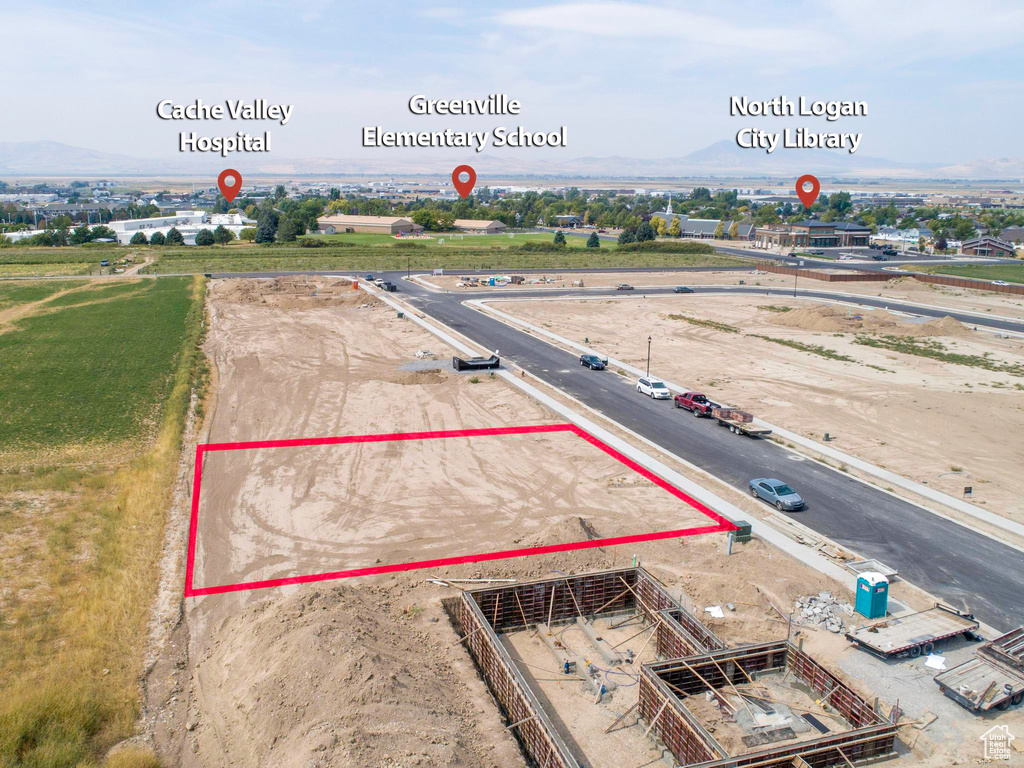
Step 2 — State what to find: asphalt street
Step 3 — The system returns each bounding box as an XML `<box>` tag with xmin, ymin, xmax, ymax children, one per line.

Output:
<box><xmin>382</xmin><ymin>275</ymin><xmax>1024</xmax><ymax>632</ymax></box>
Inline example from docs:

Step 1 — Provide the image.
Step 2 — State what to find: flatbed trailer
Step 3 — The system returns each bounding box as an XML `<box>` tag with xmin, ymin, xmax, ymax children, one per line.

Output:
<box><xmin>845</xmin><ymin>604</ymin><xmax>979</xmax><ymax>660</ymax></box>
<box><xmin>934</xmin><ymin>627</ymin><xmax>1024</xmax><ymax>713</ymax></box>
<box><xmin>710</xmin><ymin>407</ymin><xmax>772</xmax><ymax>438</ymax></box>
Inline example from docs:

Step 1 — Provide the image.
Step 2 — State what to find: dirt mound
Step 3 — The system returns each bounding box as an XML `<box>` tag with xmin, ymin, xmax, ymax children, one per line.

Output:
<box><xmin>191</xmin><ymin>584</ymin><xmax>518</xmax><ymax>767</ymax></box>
<box><xmin>771</xmin><ymin>304</ymin><xmax>969</xmax><ymax>337</ymax></box>
<box><xmin>216</xmin><ymin>277</ymin><xmax>379</xmax><ymax>309</ymax></box>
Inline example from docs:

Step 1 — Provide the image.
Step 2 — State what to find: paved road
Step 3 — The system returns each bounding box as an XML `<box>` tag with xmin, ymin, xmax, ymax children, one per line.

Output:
<box><xmin>378</xmin><ymin>274</ymin><xmax>1023</xmax><ymax>632</ymax></box>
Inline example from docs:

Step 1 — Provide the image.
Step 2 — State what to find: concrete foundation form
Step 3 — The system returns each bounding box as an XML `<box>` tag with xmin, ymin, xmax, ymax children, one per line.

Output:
<box><xmin>639</xmin><ymin>642</ymin><xmax>899</xmax><ymax>768</ymax></box>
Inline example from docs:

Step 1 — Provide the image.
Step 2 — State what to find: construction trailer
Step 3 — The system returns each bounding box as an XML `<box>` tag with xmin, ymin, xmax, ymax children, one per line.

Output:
<box><xmin>452</xmin><ymin>567</ymin><xmax>898</xmax><ymax>768</ymax></box>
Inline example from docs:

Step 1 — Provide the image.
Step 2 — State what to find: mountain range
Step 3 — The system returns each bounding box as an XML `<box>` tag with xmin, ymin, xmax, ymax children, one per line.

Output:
<box><xmin>1</xmin><ymin>140</ymin><xmax>1023</xmax><ymax>181</ymax></box>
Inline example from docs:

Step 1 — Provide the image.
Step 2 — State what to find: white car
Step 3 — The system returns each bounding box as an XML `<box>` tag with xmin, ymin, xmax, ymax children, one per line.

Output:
<box><xmin>637</xmin><ymin>376</ymin><xmax>671</xmax><ymax>399</ymax></box>
<box><xmin>992</xmin><ymin>280</ymin><xmax>1010</xmax><ymax>286</ymax></box>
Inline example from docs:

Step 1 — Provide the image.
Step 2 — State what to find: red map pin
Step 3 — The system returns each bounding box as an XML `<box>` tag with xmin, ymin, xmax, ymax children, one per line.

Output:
<box><xmin>795</xmin><ymin>174</ymin><xmax>820</xmax><ymax>208</ymax></box>
<box><xmin>452</xmin><ymin>165</ymin><xmax>476</xmax><ymax>199</ymax></box>
<box><xmin>218</xmin><ymin>169</ymin><xmax>243</xmax><ymax>203</ymax></box>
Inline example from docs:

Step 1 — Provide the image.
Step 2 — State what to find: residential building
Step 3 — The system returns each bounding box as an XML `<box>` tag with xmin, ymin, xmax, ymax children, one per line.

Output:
<box><xmin>873</xmin><ymin>226</ymin><xmax>934</xmax><ymax>246</ymax></box>
<box><xmin>1000</xmin><ymin>225</ymin><xmax>1024</xmax><ymax>244</ymax></box>
<box><xmin>452</xmin><ymin>219</ymin><xmax>507</xmax><ymax>234</ymax></box>
<box><xmin>317</xmin><ymin>214</ymin><xmax>423</xmax><ymax>235</ymax></box>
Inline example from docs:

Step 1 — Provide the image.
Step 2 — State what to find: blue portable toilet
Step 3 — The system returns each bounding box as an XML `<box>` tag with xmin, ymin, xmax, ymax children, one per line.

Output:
<box><xmin>855</xmin><ymin>572</ymin><xmax>889</xmax><ymax>619</ymax></box>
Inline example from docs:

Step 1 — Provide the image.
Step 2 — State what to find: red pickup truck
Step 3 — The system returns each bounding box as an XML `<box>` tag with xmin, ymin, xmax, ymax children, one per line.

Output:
<box><xmin>674</xmin><ymin>392</ymin><xmax>718</xmax><ymax>416</ymax></box>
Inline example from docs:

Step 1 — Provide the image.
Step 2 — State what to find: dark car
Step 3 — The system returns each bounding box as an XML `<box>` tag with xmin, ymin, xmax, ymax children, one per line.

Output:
<box><xmin>872</xmin><ymin>254</ymin><xmax>888</xmax><ymax>261</ymax></box>
<box><xmin>365</xmin><ymin>274</ymin><xmax>375</xmax><ymax>281</ymax></box>
<box><xmin>580</xmin><ymin>354</ymin><xmax>606</xmax><ymax>370</ymax></box>
<box><xmin>100</xmin><ymin>259</ymin><xmax>110</xmax><ymax>267</ymax></box>
<box><xmin>380</xmin><ymin>281</ymin><xmax>398</xmax><ymax>292</ymax></box>
<box><xmin>616</xmin><ymin>283</ymin><xmax>634</xmax><ymax>291</ymax></box>
<box><xmin>673</xmin><ymin>286</ymin><xmax>694</xmax><ymax>293</ymax></box>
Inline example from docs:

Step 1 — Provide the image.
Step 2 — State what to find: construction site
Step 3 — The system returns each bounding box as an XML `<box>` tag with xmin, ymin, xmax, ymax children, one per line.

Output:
<box><xmin>138</xmin><ymin>276</ymin><xmax>1024</xmax><ymax>768</ymax></box>
<box><xmin>451</xmin><ymin>567</ymin><xmax>898</xmax><ymax>768</ymax></box>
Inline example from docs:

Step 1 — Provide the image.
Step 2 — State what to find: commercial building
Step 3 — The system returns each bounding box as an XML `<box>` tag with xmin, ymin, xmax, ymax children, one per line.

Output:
<box><xmin>452</xmin><ymin>219</ymin><xmax>507</xmax><ymax>234</ymax></box>
<box><xmin>107</xmin><ymin>211</ymin><xmax>255</xmax><ymax>245</ymax></box>
<box><xmin>317</xmin><ymin>214</ymin><xmax>423</xmax><ymax>235</ymax></box>
<box><xmin>755</xmin><ymin>220</ymin><xmax>870</xmax><ymax>249</ymax></box>
<box><xmin>961</xmin><ymin>236</ymin><xmax>1016</xmax><ymax>258</ymax></box>
<box><xmin>650</xmin><ymin>211</ymin><xmax>755</xmax><ymax>240</ymax></box>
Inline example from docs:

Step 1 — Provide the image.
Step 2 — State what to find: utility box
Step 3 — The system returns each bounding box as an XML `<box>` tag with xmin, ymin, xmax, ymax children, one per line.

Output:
<box><xmin>731</xmin><ymin>520</ymin><xmax>752</xmax><ymax>543</ymax></box>
<box><xmin>855</xmin><ymin>572</ymin><xmax>889</xmax><ymax>619</ymax></box>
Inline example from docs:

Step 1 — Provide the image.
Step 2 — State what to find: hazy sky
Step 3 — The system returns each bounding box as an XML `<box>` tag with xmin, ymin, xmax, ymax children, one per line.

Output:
<box><xmin>4</xmin><ymin>0</ymin><xmax>1023</xmax><ymax>164</ymax></box>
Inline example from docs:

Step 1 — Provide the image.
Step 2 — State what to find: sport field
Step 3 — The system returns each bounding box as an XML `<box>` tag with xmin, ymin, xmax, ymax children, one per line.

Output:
<box><xmin>909</xmin><ymin>262</ymin><xmax>1024</xmax><ymax>284</ymax></box>
<box><xmin>311</xmin><ymin>230</ymin><xmax>618</xmax><ymax>248</ymax></box>
<box><xmin>0</xmin><ymin>276</ymin><xmax>208</xmax><ymax>768</ymax></box>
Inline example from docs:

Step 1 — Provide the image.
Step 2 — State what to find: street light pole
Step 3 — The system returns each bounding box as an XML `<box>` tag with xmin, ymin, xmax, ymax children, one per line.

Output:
<box><xmin>646</xmin><ymin>335</ymin><xmax>652</xmax><ymax>377</ymax></box>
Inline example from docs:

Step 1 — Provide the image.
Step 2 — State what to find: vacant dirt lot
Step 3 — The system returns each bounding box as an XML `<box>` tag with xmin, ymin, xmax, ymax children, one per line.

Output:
<box><xmin>498</xmin><ymin>294</ymin><xmax>1024</xmax><ymax>525</ymax></box>
<box><xmin>422</xmin><ymin>271</ymin><xmax>1024</xmax><ymax>321</ymax></box>
<box><xmin>146</xmin><ymin>277</ymin><xmax>1002</xmax><ymax>768</ymax></box>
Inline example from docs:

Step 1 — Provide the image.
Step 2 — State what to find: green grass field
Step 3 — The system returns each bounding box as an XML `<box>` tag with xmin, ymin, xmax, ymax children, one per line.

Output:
<box><xmin>0</xmin><ymin>281</ymin><xmax>83</xmax><ymax>309</ymax></box>
<box><xmin>909</xmin><ymin>262</ymin><xmax>1024</xmax><ymax>284</ymax></box>
<box><xmin>0</xmin><ymin>279</ymin><xmax>194</xmax><ymax>452</ymax></box>
<box><xmin>0</xmin><ymin>276</ymin><xmax>207</xmax><ymax>768</ymax></box>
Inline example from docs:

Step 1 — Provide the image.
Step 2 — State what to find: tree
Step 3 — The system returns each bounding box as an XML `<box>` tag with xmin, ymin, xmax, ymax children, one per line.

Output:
<box><xmin>668</xmin><ymin>217</ymin><xmax>681</xmax><ymax>237</ymax></box>
<box><xmin>553</xmin><ymin>230</ymin><xmax>567</xmax><ymax>247</ymax></box>
<box><xmin>149</xmin><ymin>231</ymin><xmax>166</xmax><ymax>245</ymax></box>
<box><xmin>212</xmin><ymin>225</ymin><xmax>234</xmax><ymax>245</ymax></box>
<box><xmin>935</xmin><ymin>235</ymin><xmax>948</xmax><ymax>251</ymax></box>
<box><xmin>412</xmin><ymin>209</ymin><xmax>438</xmax><ymax>231</ymax></box>
<box><xmin>618</xmin><ymin>229</ymin><xmax>636</xmax><ymax>245</ymax></box>
<box><xmin>239</xmin><ymin>227</ymin><xmax>257</xmax><ymax>243</ymax></box>
<box><xmin>90</xmin><ymin>225</ymin><xmax>117</xmax><ymax>241</ymax></box>
<box><xmin>586</xmin><ymin>232</ymin><xmax>600</xmax><ymax>248</ymax></box>
<box><xmin>277</xmin><ymin>216</ymin><xmax>300</xmax><ymax>242</ymax></box>
<box><xmin>635</xmin><ymin>221</ymin><xmax>656</xmax><ymax>242</ymax></box>
<box><xmin>274</xmin><ymin>184</ymin><xmax>286</xmax><ymax>200</ymax></box>
<box><xmin>653</xmin><ymin>217</ymin><xmax>666</xmax><ymax>236</ymax></box>
<box><xmin>195</xmin><ymin>229</ymin><xmax>215</xmax><ymax>246</ymax></box>
<box><xmin>729</xmin><ymin>221</ymin><xmax>739</xmax><ymax>239</ymax></box>
<box><xmin>130</xmin><ymin>231</ymin><xmax>148</xmax><ymax>245</ymax></box>
<box><xmin>165</xmin><ymin>227</ymin><xmax>185</xmax><ymax>245</ymax></box>
<box><xmin>713</xmin><ymin>221</ymin><xmax>724</xmax><ymax>239</ymax></box>
<box><xmin>255</xmin><ymin>218</ymin><xmax>276</xmax><ymax>244</ymax></box>
<box><xmin>828</xmin><ymin>191</ymin><xmax>852</xmax><ymax>217</ymax></box>
<box><xmin>71</xmin><ymin>225</ymin><xmax>93</xmax><ymax>244</ymax></box>
<box><xmin>690</xmin><ymin>187</ymin><xmax>712</xmax><ymax>202</ymax></box>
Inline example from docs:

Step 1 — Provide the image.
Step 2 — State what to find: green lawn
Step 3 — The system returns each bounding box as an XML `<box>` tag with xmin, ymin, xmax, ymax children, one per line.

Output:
<box><xmin>909</xmin><ymin>262</ymin><xmax>1024</xmax><ymax>284</ymax></box>
<box><xmin>0</xmin><ymin>278</ymin><xmax>195</xmax><ymax>452</ymax></box>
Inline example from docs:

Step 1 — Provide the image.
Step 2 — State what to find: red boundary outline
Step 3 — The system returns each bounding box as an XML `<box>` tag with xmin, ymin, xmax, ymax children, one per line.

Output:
<box><xmin>184</xmin><ymin>423</ymin><xmax>736</xmax><ymax>597</ymax></box>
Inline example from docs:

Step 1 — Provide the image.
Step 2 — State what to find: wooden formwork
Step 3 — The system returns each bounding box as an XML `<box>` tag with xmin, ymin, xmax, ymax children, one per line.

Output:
<box><xmin>639</xmin><ymin>641</ymin><xmax>899</xmax><ymax>768</ymax></box>
<box><xmin>457</xmin><ymin>567</ymin><xmax>720</xmax><ymax>767</ymax></box>
<box><xmin>457</xmin><ymin>592</ymin><xmax>578</xmax><ymax>768</ymax></box>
